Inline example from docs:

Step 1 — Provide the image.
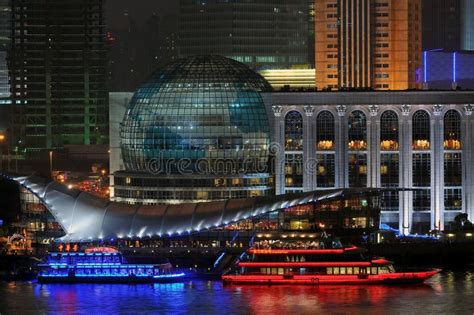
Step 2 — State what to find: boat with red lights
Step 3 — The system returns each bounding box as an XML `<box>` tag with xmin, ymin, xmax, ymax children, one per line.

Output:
<box><xmin>38</xmin><ymin>247</ymin><xmax>186</xmax><ymax>284</ymax></box>
<box><xmin>222</xmin><ymin>238</ymin><xmax>441</xmax><ymax>285</ymax></box>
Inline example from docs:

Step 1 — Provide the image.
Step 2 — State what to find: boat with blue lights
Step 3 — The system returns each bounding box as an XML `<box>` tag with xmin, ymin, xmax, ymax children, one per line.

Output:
<box><xmin>38</xmin><ymin>247</ymin><xmax>186</xmax><ymax>284</ymax></box>
<box><xmin>222</xmin><ymin>238</ymin><xmax>441</xmax><ymax>285</ymax></box>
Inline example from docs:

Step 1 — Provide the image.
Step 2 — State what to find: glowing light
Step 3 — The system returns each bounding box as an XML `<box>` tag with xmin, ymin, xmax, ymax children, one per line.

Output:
<box><xmin>423</xmin><ymin>51</ymin><xmax>428</xmax><ymax>83</ymax></box>
<box><xmin>453</xmin><ymin>52</ymin><xmax>457</xmax><ymax>82</ymax></box>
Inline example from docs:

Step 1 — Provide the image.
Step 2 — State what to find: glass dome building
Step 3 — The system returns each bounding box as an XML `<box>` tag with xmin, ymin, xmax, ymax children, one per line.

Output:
<box><xmin>113</xmin><ymin>56</ymin><xmax>274</xmax><ymax>204</ymax></box>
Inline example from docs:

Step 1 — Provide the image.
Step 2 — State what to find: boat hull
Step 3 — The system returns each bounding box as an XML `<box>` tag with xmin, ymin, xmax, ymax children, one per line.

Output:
<box><xmin>38</xmin><ymin>275</ymin><xmax>187</xmax><ymax>284</ymax></box>
<box><xmin>222</xmin><ymin>269</ymin><xmax>441</xmax><ymax>285</ymax></box>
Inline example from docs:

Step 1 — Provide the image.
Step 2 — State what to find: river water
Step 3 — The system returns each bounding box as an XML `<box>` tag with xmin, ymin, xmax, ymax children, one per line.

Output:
<box><xmin>1</xmin><ymin>272</ymin><xmax>474</xmax><ymax>314</ymax></box>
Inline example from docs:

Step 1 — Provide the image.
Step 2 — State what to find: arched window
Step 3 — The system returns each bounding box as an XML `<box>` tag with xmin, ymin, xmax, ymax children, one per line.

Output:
<box><xmin>285</xmin><ymin>111</ymin><xmax>303</xmax><ymax>151</ymax></box>
<box><xmin>316</xmin><ymin>111</ymin><xmax>335</xmax><ymax>150</ymax></box>
<box><xmin>444</xmin><ymin>110</ymin><xmax>461</xmax><ymax>150</ymax></box>
<box><xmin>380</xmin><ymin>111</ymin><xmax>399</xmax><ymax>151</ymax></box>
<box><xmin>348</xmin><ymin>110</ymin><xmax>367</xmax><ymax>150</ymax></box>
<box><xmin>412</xmin><ymin>110</ymin><xmax>430</xmax><ymax>150</ymax></box>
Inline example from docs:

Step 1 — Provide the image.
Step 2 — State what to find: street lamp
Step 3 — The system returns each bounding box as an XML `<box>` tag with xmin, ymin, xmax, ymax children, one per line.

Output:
<box><xmin>0</xmin><ymin>133</ymin><xmax>5</xmax><ymax>171</ymax></box>
<box><xmin>49</xmin><ymin>151</ymin><xmax>53</xmax><ymax>176</ymax></box>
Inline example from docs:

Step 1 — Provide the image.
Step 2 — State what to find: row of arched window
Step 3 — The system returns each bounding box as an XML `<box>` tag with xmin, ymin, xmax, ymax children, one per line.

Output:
<box><xmin>284</xmin><ymin>109</ymin><xmax>462</xmax><ymax>151</ymax></box>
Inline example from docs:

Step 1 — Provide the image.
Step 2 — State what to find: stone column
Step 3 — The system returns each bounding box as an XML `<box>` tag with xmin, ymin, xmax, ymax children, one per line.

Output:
<box><xmin>336</xmin><ymin>105</ymin><xmax>347</xmax><ymax>188</ymax></box>
<box><xmin>303</xmin><ymin>106</ymin><xmax>316</xmax><ymax>192</ymax></box>
<box><xmin>432</xmin><ymin>105</ymin><xmax>444</xmax><ymax>231</ymax></box>
<box><xmin>400</xmin><ymin>104</ymin><xmax>412</xmax><ymax>235</ymax></box>
<box><xmin>464</xmin><ymin>104</ymin><xmax>474</xmax><ymax>220</ymax></box>
<box><xmin>272</xmin><ymin>105</ymin><xmax>285</xmax><ymax>195</ymax></box>
<box><xmin>369</xmin><ymin>105</ymin><xmax>379</xmax><ymax>188</ymax></box>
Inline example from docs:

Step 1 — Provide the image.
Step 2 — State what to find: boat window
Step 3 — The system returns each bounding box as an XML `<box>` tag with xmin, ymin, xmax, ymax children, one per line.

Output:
<box><xmin>347</xmin><ymin>267</ymin><xmax>353</xmax><ymax>275</ymax></box>
<box><xmin>353</xmin><ymin>267</ymin><xmax>359</xmax><ymax>274</ymax></box>
<box><xmin>327</xmin><ymin>267</ymin><xmax>333</xmax><ymax>275</ymax></box>
<box><xmin>278</xmin><ymin>268</ymin><xmax>284</xmax><ymax>275</ymax></box>
<box><xmin>340</xmin><ymin>267</ymin><xmax>346</xmax><ymax>275</ymax></box>
<box><xmin>333</xmin><ymin>267</ymin><xmax>340</xmax><ymax>275</ymax></box>
<box><xmin>371</xmin><ymin>267</ymin><xmax>378</xmax><ymax>275</ymax></box>
<box><xmin>272</xmin><ymin>268</ymin><xmax>278</xmax><ymax>275</ymax></box>
<box><xmin>388</xmin><ymin>265</ymin><xmax>395</xmax><ymax>273</ymax></box>
<box><xmin>378</xmin><ymin>267</ymin><xmax>390</xmax><ymax>274</ymax></box>
<box><xmin>360</xmin><ymin>267</ymin><xmax>366</xmax><ymax>274</ymax></box>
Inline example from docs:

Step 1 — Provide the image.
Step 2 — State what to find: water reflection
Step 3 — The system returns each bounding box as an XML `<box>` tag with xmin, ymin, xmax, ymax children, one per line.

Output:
<box><xmin>1</xmin><ymin>273</ymin><xmax>472</xmax><ymax>314</ymax></box>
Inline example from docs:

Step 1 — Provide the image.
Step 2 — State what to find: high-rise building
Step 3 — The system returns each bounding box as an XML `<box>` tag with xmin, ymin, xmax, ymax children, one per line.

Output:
<box><xmin>462</xmin><ymin>0</ymin><xmax>474</xmax><ymax>51</ymax></box>
<box><xmin>423</xmin><ymin>0</ymin><xmax>461</xmax><ymax>51</ymax></box>
<box><xmin>8</xmin><ymin>0</ymin><xmax>109</xmax><ymax>158</ymax></box>
<box><xmin>315</xmin><ymin>0</ymin><xmax>422</xmax><ymax>91</ymax></box>
<box><xmin>0</xmin><ymin>0</ymin><xmax>10</xmax><ymax>102</ymax></box>
<box><xmin>108</xmin><ymin>12</ymin><xmax>178</xmax><ymax>92</ymax></box>
<box><xmin>422</xmin><ymin>0</ymin><xmax>474</xmax><ymax>52</ymax></box>
<box><xmin>178</xmin><ymin>0</ymin><xmax>313</xmax><ymax>70</ymax></box>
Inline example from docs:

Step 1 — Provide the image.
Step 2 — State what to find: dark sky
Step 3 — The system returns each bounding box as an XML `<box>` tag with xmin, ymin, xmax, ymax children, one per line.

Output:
<box><xmin>106</xmin><ymin>0</ymin><xmax>179</xmax><ymax>30</ymax></box>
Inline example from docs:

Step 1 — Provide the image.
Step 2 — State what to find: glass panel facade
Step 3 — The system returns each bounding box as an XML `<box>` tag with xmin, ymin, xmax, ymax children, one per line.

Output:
<box><xmin>380</xmin><ymin>110</ymin><xmax>399</xmax><ymax>150</ymax></box>
<box><xmin>121</xmin><ymin>56</ymin><xmax>271</xmax><ymax>174</ymax></box>
<box><xmin>444</xmin><ymin>110</ymin><xmax>462</xmax><ymax>150</ymax></box>
<box><xmin>348</xmin><ymin>110</ymin><xmax>367</xmax><ymax>150</ymax></box>
<box><xmin>413</xmin><ymin>153</ymin><xmax>431</xmax><ymax>187</ymax></box>
<box><xmin>412</xmin><ymin>110</ymin><xmax>431</xmax><ymax>150</ymax></box>
<box><xmin>285</xmin><ymin>153</ymin><xmax>303</xmax><ymax>189</ymax></box>
<box><xmin>285</xmin><ymin>111</ymin><xmax>303</xmax><ymax>151</ymax></box>
<box><xmin>348</xmin><ymin>153</ymin><xmax>367</xmax><ymax>187</ymax></box>
<box><xmin>413</xmin><ymin>190</ymin><xmax>431</xmax><ymax>211</ymax></box>
<box><xmin>316</xmin><ymin>111</ymin><xmax>335</xmax><ymax>151</ymax></box>
<box><xmin>381</xmin><ymin>154</ymin><xmax>399</xmax><ymax>187</ymax></box>
<box><xmin>348</xmin><ymin>110</ymin><xmax>367</xmax><ymax>187</ymax></box>
<box><xmin>316</xmin><ymin>154</ymin><xmax>335</xmax><ymax>188</ymax></box>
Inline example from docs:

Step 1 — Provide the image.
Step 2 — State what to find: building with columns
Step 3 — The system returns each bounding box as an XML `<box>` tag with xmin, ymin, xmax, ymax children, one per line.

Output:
<box><xmin>262</xmin><ymin>91</ymin><xmax>474</xmax><ymax>234</ymax></box>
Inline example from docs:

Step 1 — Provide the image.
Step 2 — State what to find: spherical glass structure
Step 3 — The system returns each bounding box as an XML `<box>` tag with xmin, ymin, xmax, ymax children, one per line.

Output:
<box><xmin>120</xmin><ymin>55</ymin><xmax>272</xmax><ymax>174</ymax></box>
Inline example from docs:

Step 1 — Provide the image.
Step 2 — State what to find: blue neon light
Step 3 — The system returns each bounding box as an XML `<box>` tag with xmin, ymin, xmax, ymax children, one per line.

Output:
<box><xmin>423</xmin><ymin>51</ymin><xmax>427</xmax><ymax>83</ymax></box>
<box><xmin>153</xmin><ymin>273</ymin><xmax>186</xmax><ymax>279</ymax></box>
<box><xmin>213</xmin><ymin>252</ymin><xmax>226</xmax><ymax>268</ymax></box>
<box><xmin>453</xmin><ymin>52</ymin><xmax>457</xmax><ymax>82</ymax></box>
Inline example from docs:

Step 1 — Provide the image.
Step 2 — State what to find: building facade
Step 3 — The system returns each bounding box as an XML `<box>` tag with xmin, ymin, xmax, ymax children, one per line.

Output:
<box><xmin>111</xmin><ymin>56</ymin><xmax>274</xmax><ymax>205</ymax></box>
<box><xmin>0</xmin><ymin>0</ymin><xmax>10</xmax><ymax>102</ymax></box>
<box><xmin>178</xmin><ymin>0</ymin><xmax>313</xmax><ymax>70</ymax></box>
<box><xmin>423</xmin><ymin>50</ymin><xmax>474</xmax><ymax>90</ymax></box>
<box><xmin>422</xmin><ymin>0</ymin><xmax>474</xmax><ymax>52</ymax></box>
<box><xmin>315</xmin><ymin>0</ymin><xmax>422</xmax><ymax>91</ymax></box>
<box><xmin>8</xmin><ymin>0</ymin><xmax>109</xmax><ymax>157</ymax></box>
<box><xmin>264</xmin><ymin>91</ymin><xmax>474</xmax><ymax>234</ymax></box>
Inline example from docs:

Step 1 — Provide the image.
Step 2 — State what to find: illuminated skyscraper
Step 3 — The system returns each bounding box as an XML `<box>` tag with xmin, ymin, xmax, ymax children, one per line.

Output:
<box><xmin>178</xmin><ymin>0</ymin><xmax>314</xmax><ymax>70</ymax></box>
<box><xmin>0</xmin><ymin>0</ymin><xmax>10</xmax><ymax>102</ymax></box>
<box><xmin>8</xmin><ymin>0</ymin><xmax>108</xmax><ymax>158</ymax></box>
<box><xmin>315</xmin><ymin>0</ymin><xmax>422</xmax><ymax>91</ymax></box>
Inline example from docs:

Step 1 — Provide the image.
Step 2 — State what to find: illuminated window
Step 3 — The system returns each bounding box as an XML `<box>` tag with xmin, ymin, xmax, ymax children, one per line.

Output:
<box><xmin>348</xmin><ymin>110</ymin><xmax>367</xmax><ymax>150</ymax></box>
<box><xmin>444</xmin><ymin>110</ymin><xmax>461</xmax><ymax>150</ymax></box>
<box><xmin>316</xmin><ymin>111</ymin><xmax>335</xmax><ymax>150</ymax></box>
<box><xmin>412</xmin><ymin>110</ymin><xmax>430</xmax><ymax>150</ymax></box>
<box><xmin>285</xmin><ymin>111</ymin><xmax>303</xmax><ymax>151</ymax></box>
<box><xmin>380</xmin><ymin>111</ymin><xmax>398</xmax><ymax>150</ymax></box>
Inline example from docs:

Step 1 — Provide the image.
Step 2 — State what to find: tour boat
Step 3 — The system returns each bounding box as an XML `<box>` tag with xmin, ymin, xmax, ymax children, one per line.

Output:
<box><xmin>38</xmin><ymin>247</ymin><xmax>186</xmax><ymax>283</ymax></box>
<box><xmin>222</xmin><ymin>239</ymin><xmax>441</xmax><ymax>285</ymax></box>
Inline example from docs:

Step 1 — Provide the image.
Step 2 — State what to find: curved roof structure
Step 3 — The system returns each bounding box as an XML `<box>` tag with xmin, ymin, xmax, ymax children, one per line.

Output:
<box><xmin>3</xmin><ymin>173</ymin><xmax>395</xmax><ymax>243</ymax></box>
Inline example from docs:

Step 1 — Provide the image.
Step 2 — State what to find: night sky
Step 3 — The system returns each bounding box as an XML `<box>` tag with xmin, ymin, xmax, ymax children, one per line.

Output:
<box><xmin>106</xmin><ymin>0</ymin><xmax>178</xmax><ymax>30</ymax></box>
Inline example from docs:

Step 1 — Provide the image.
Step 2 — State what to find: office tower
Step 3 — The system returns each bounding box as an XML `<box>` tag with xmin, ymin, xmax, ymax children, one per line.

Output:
<box><xmin>0</xmin><ymin>0</ymin><xmax>10</xmax><ymax>101</ymax></box>
<box><xmin>178</xmin><ymin>0</ymin><xmax>313</xmax><ymax>70</ymax></box>
<box><xmin>462</xmin><ymin>0</ymin><xmax>474</xmax><ymax>50</ymax></box>
<box><xmin>8</xmin><ymin>0</ymin><xmax>108</xmax><ymax>158</ymax></box>
<box><xmin>423</xmin><ymin>0</ymin><xmax>461</xmax><ymax>51</ymax></box>
<box><xmin>315</xmin><ymin>0</ymin><xmax>422</xmax><ymax>91</ymax></box>
<box><xmin>422</xmin><ymin>0</ymin><xmax>474</xmax><ymax>52</ymax></box>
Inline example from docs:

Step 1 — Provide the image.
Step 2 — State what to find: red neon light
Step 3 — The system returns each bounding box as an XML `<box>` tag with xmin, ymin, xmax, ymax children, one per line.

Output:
<box><xmin>222</xmin><ymin>269</ymin><xmax>441</xmax><ymax>285</ymax></box>
<box><xmin>239</xmin><ymin>261</ymin><xmax>373</xmax><ymax>268</ymax></box>
<box><xmin>84</xmin><ymin>246</ymin><xmax>118</xmax><ymax>254</ymax></box>
<box><xmin>248</xmin><ymin>246</ymin><xmax>359</xmax><ymax>255</ymax></box>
